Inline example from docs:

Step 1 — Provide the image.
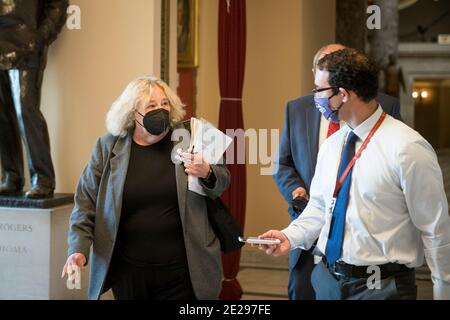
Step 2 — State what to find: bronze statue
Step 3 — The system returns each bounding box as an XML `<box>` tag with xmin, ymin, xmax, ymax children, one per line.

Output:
<box><xmin>384</xmin><ymin>54</ymin><xmax>406</xmax><ymax>98</ymax></box>
<box><xmin>0</xmin><ymin>0</ymin><xmax>68</xmax><ymax>198</ymax></box>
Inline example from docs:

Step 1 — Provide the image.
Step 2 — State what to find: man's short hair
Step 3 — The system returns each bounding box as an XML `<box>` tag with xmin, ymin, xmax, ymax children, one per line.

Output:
<box><xmin>317</xmin><ymin>48</ymin><xmax>379</xmax><ymax>102</ymax></box>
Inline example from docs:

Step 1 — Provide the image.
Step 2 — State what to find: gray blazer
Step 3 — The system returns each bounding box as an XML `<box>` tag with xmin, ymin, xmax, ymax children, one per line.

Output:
<box><xmin>67</xmin><ymin>121</ymin><xmax>231</xmax><ymax>300</ymax></box>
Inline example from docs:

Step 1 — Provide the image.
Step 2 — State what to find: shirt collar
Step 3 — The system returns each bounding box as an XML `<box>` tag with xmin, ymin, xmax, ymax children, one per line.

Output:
<box><xmin>346</xmin><ymin>104</ymin><xmax>383</xmax><ymax>141</ymax></box>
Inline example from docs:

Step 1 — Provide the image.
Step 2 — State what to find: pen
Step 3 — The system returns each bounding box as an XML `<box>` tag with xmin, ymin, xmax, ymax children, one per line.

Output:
<box><xmin>190</xmin><ymin>145</ymin><xmax>199</xmax><ymax>162</ymax></box>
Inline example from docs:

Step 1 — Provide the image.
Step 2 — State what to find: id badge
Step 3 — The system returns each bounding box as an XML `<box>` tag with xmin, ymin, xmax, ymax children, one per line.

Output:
<box><xmin>328</xmin><ymin>197</ymin><xmax>337</xmax><ymax>215</ymax></box>
<box><xmin>322</xmin><ymin>197</ymin><xmax>336</xmax><ymax>247</ymax></box>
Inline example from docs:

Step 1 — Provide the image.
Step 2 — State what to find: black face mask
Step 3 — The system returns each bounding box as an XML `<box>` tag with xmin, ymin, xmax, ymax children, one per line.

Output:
<box><xmin>136</xmin><ymin>108</ymin><xmax>170</xmax><ymax>135</ymax></box>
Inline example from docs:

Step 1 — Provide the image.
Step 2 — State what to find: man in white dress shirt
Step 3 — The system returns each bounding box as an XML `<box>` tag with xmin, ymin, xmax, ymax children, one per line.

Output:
<box><xmin>274</xmin><ymin>44</ymin><xmax>401</xmax><ymax>300</ymax></box>
<box><xmin>260</xmin><ymin>48</ymin><xmax>450</xmax><ymax>300</ymax></box>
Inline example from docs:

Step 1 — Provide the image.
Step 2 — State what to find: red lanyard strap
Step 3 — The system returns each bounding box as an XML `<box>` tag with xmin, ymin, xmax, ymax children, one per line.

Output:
<box><xmin>333</xmin><ymin>112</ymin><xmax>386</xmax><ymax>197</ymax></box>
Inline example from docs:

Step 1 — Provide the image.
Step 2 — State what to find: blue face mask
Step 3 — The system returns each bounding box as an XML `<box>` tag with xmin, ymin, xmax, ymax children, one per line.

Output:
<box><xmin>314</xmin><ymin>95</ymin><xmax>344</xmax><ymax>124</ymax></box>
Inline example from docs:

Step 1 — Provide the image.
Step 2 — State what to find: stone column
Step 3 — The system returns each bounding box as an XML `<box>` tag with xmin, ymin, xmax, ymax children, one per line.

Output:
<box><xmin>336</xmin><ymin>0</ymin><xmax>368</xmax><ymax>52</ymax></box>
<box><xmin>368</xmin><ymin>0</ymin><xmax>399</xmax><ymax>89</ymax></box>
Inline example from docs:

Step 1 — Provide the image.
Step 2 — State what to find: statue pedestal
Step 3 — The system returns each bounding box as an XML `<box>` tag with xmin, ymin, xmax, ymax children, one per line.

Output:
<box><xmin>0</xmin><ymin>194</ymin><xmax>89</xmax><ymax>299</ymax></box>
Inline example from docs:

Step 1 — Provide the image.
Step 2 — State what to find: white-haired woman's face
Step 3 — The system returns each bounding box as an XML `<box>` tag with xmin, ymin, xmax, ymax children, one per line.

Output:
<box><xmin>134</xmin><ymin>85</ymin><xmax>171</xmax><ymax>136</ymax></box>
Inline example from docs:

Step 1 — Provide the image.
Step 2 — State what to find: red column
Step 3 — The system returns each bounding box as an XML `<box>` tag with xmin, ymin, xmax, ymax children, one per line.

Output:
<box><xmin>217</xmin><ymin>0</ymin><xmax>247</xmax><ymax>300</ymax></box>
<box><xmin>177</xmin><ymin>68</ymin><xmax>196</xmax><ymax>119</ymax></box>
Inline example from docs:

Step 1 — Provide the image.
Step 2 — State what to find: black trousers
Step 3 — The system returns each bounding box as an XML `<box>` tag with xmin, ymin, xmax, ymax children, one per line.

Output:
<box><xmin>311</xmin><ymin>261</ymin><xmax>417</xmax><ymax>300</ymax></box>
<box><xmin>109</xmin><ymin>261</ymin><xmax>197</xmax><ymax>300</ymax></box>
<box><xmin>0</xmin><ymin>67</ymin><xmax>55</xmax><ymax>189</ymax></box>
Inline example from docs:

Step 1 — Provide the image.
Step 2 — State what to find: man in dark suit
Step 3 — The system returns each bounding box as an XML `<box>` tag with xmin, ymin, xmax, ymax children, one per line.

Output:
<box><xmin>273</xmin><ymin>44</ymin><xmax>402</xmax><ymax>300</ymax></box>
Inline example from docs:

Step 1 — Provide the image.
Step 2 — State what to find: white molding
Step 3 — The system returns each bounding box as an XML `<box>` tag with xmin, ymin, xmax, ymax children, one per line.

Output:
<box><xmin>399</xmin><ymin>43</ymin><xmax>450</xmax><ymax>58</ymax></box>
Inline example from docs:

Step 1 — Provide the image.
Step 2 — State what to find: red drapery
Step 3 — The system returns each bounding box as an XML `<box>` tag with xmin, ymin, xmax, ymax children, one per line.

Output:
<box><xmin>218</xmin><ymin>0</ymin><xmax>246</xmax><ymax>300</ymax></box>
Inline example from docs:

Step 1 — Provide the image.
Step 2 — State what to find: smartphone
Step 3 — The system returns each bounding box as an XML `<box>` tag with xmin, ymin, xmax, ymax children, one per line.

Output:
<box><xmin>238</xmin><ymin>236</ymin><xmax>281</xmax><ymax>245</ymax></box>
<box><xmin>292</xmin><ymin>196</ymin><xmax>308</xmax><ymax>213</ymax></box>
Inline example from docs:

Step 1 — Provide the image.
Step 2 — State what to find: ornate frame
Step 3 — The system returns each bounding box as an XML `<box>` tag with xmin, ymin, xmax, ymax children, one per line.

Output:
<box><xmin>177</xmin><ymin>0</ymin><xmax>199</xmax><ymax>68</ymax></box>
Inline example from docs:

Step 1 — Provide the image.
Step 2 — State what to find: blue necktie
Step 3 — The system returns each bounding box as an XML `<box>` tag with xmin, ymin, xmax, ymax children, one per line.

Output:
<box><xmin>325</xmin><ymin>131</ymin><xmax>358</xmax><ymax>264</ymax></box>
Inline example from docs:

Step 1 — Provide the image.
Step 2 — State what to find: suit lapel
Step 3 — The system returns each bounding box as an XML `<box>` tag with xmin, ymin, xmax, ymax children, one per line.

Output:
<box><xmin>172</xmin><ymin>124</ymin><xmax>190</xmax><ymax>231</ymax></box>
<box><xmin>109</xmin><ymin>134</ymin><xmax>132</xmax><ymax>232</ymax></box>
<box><xmin>175</xmin><ymin>162</ymin><xmax>188</xmax><ymax>230</ymax></box>
<box><xmin>306</xmin><ymin>99</ymin><xmax>321</xmax><ymax>172</ymax></box>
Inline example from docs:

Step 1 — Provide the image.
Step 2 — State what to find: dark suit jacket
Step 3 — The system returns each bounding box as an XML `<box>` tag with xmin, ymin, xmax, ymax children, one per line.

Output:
<box><xmin>274</xmin><ymin>93</ymin><xmax>401</xmax><ymax>269</ymax></box>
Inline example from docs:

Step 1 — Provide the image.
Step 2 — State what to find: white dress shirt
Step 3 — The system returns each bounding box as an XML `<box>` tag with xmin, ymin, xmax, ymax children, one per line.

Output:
<box><xmin>318</xmin><ymin>115</ymin><xmax>345</xmax><ymax>149</ymax></box>
<box><xmin>282</xmin><ymin>105</ymin><xmax>450</xmax><ymax>299</ymax></box>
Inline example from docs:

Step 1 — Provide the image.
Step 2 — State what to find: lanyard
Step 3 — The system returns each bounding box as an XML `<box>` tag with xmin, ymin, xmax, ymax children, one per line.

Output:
<box><xmin>332</xmin><ymin>112</ymin><xmax>386</xmax><ymax>198</ymax></box>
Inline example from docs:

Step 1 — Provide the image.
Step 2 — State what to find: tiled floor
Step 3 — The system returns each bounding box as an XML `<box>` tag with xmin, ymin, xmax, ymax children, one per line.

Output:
<box><xmin>239</xmin><ymin>267</ymin><xmax>288</xmax><ymax>300</ymax></box>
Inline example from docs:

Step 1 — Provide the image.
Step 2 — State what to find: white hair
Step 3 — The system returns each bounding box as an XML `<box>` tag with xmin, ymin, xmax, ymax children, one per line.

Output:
<box><xmin>106</xmin><ymin>75</ymin><xmax>186</xmax><ymax>137</ymax></box>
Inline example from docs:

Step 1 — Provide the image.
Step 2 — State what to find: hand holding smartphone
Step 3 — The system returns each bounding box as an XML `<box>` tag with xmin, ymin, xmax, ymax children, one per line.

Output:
<box><xmin>238</xmin><ymin>236</ymin><xmax>281</xmax><ymax>245</ymax></box>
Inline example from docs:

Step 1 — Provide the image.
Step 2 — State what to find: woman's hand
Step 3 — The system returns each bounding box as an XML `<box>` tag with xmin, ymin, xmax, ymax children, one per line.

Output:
<box><xmin>176</xmin><ymin>148</ymin><xmax>211</xmax><ymax>179</ymax></box>
<box><xmin>61</xmin><ymin>253</ymin><xmax>86</xmax><ymax>279</ymax></box>
<box><xmin>256</xmin><ymin>230</ymin><xmax>291</xmax><ymax>257</ymax></box>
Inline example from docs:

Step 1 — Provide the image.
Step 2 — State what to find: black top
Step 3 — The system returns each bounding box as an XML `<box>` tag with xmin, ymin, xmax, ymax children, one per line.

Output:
<box><xmin>112</xmin><ymin>131</ymin><xmax>188</xmax><ymax>267</ymax></box>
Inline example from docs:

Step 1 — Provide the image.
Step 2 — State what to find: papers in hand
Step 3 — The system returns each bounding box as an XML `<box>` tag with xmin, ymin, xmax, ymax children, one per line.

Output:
<box><xmin>187</xmin><ymin>117</ymin><xmax>232</xmax><ymax>196</ymax></box>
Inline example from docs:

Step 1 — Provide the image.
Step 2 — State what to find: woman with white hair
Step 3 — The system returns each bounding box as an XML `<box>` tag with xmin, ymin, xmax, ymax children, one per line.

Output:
<box><xmin>61</xmin><ymin>76</ymin><xmax>230</xmax><ymax>300</ymax></box>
